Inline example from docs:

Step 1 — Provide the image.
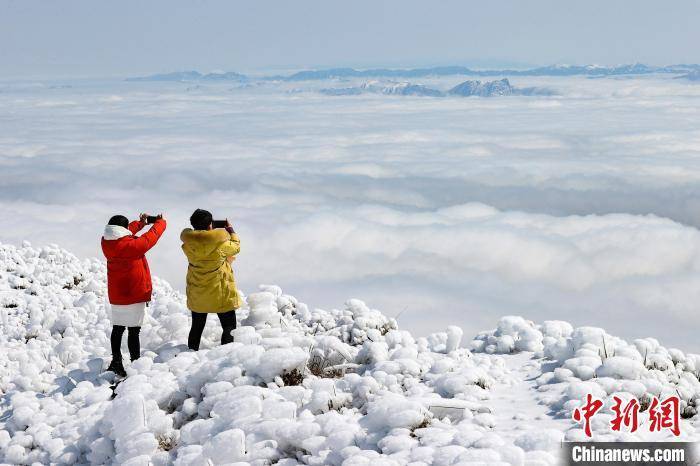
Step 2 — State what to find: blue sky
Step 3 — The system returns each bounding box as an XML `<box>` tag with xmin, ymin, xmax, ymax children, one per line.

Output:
<box><xmin>1</xmin><ymin>0</ymin><xmax>699</xmax><ymax>78</ymax></box>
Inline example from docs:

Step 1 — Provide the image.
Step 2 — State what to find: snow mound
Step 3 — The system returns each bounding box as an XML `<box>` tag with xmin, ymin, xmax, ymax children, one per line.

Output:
<box><xmin>470</xmin><ymin>316</ymin><xmax>568</xmax><ymax>354</ymax></box>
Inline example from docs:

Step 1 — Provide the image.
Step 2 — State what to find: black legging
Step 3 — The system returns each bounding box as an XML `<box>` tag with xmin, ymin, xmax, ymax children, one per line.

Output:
<box><xmin>111</xmin><ymin>325</ymin><xmax>140</xmax><ymax>361</ymax></box>
<box><xmin>188</xmin><ymin>310</ymin><xmax>236</xmax><ymax>350</ymax></box>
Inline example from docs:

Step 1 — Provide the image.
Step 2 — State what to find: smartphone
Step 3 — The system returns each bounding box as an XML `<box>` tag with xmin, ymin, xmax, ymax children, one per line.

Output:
<box><xmin>146</xmin><ymin>215</ymin><xmax>159</xmax><ymax>224</ymax></box>
<box><xmin>212</xmin><ymin>220</ymin><xmax>228</xmax><ymax>229</ymax></box>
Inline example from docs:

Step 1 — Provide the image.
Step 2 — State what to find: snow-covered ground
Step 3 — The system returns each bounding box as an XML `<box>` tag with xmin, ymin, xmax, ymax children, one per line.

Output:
<box><xmin>2</xmin><ymin>241</ymin><xmax>699</xmax><ymax>465</ymax></box>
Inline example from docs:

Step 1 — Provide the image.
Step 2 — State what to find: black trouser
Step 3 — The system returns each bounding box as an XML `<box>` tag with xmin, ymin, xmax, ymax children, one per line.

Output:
<box><xmin>111</xmin><ymin>325</ymin><xmax>141</xmax><ymax>362</ymax></box>
<box><xmin>188</xmin><ymin>310</ymin><xmax>237</xmax><ymax>350</ymax></box>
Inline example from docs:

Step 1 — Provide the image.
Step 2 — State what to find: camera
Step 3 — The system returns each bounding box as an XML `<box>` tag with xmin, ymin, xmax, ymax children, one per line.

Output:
<box><xmin>212</xmin><ymin>220</ymin><xmax>228</xmax><ymax>229</ymax></box>
<box><xmin>146</xmin><ymin>215</ymin><xmax>159</xmax><ymax>224</ymax></box>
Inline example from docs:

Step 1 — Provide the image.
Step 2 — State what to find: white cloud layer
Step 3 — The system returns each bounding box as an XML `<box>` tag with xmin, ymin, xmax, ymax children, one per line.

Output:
<box><xmin>1</xmin><ymin>75</ymin><xmax>700</xmax><ymax>349</ymax></box>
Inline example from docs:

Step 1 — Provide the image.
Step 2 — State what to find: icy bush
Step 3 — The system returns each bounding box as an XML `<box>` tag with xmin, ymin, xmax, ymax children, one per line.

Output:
<box><xmin>470</xmin><ymin>316</ymin><xmax>545</xmax><ymax>354</ymax></box>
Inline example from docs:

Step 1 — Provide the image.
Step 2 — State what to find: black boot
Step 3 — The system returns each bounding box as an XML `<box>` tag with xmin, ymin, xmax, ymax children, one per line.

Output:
<box><xmin>106</xmin><ymin>359</ymin><xmax>127</xmax><ymax>378</ymax></box>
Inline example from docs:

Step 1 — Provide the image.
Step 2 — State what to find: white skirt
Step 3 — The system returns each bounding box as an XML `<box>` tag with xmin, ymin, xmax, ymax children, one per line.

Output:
<box><xmin>110</xmin><ymin>302</ymin><xmax>147</xmax><ymax>327</ymax></box>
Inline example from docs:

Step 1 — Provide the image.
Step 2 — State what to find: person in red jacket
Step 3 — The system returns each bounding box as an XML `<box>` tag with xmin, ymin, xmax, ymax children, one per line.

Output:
<box><xmin>101</xmin><ymin>213</ymin><xmax>166</xmax><ymax>377</ymax></box>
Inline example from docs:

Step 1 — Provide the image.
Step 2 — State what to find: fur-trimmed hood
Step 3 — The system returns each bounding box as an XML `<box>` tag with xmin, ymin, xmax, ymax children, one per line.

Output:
<box><xmin>103</xmin><ymin>224</ymin><xmax>132</xmax><ymax>241</ymax></box>
<box><xmin>180</xmin><ymin>228</ymin><xmax>235</xmax><ymax>256</ymax></box>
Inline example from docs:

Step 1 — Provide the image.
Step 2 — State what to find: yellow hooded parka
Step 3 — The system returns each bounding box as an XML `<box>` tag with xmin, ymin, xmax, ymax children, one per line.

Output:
<box><xmin>180</xmin><ymin>228</ymin><xmax>241</xmax><ymax>313</ymax></box>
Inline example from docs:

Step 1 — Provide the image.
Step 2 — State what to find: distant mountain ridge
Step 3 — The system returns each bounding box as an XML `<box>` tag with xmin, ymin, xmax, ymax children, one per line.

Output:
<box><xmin>320</xmin><ymin>81</ymin><xmax>445</xmax><ymax>97</ymax></box>
<box><xmin>127</xmin><ymin>63</ymin><xmax>700</xmax><ymax>83</ymax></box>
<box><xmin>126</xmin><ymin>70</ymin><xmax>248</xmax><ymax>82</ymax></box>
<box><xmin>281</xmin><ymin>63</ymin><xmax>700</xmax><ymax>81</ymax></box>
<box><xmin>320</xmin><ymin>78</ymin><xmax>554</xmax><ymax>98</ymax></box>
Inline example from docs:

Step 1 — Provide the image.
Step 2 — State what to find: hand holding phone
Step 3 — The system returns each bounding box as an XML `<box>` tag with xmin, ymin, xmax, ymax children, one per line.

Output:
<box><xmin>146</xmin><ymin>214</ymin><xmax>163</xmax><ymax>224</ymax></box>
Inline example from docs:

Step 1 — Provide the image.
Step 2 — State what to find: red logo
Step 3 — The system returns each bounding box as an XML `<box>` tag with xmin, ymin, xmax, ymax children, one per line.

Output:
<box><xmin>573</xmin><ymin>394</ymin><xmax>681</xmax><ymax>437</ymax></box>
<box><xmin>611</xmin><ymin>396</ymin><xmax>639</xmax><ymax>433</ymax></box>
<box><xmin>572</xmin><ymin>394</ymin><xmax>604</xmax><ymax>437</ymax></box>
<box><xmin>648</xmin><ymin>396</ymin><xmax>681</xmax><ymax>436</ymax></box>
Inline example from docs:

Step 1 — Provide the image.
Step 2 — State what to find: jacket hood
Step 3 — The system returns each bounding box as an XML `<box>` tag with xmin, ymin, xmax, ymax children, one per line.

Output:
<box><xmin>103</xmin><ymin>225</ymin><xmax>132</xmax><ymax>241</ymax></box>
<box><xmin>181</xmin><ymin>228</ymin><xmax>231</xmax><ymax>256</ymax></box>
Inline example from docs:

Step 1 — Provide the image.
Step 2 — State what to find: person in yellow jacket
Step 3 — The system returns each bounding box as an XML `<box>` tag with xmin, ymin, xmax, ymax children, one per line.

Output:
<box><xmin>181</xmin><ymin>208</ymin><xmax>241</xmax><ymax>350</ymax></box>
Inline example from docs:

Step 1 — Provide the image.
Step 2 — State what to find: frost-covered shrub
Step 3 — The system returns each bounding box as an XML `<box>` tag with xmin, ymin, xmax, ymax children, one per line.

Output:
<box><xmin>595</xmin><ymin>357</ymin><xmax>645</xmax><ymax>380</ymax></box>
<box><xmin>434</xmin><ymin>367</ymin><xmax>494</xmax><ymax>398</ymax></box>
<box><xmin>514</xmin><ymin>429</ymin><xmax>563</xmax><ymax>452</ymax></box>
<box><xmin>244</xmin><ymin>291</ymin><xmax>280</xmax><ymax>328</ymax></box>
<box><xmin>445</xmin><ymin>326</ymin><xmax>463</xmax><ymax>353</ymax></box>
<box><xmin>470</xmin><ymin>316</ymin><xmax>544</xmax><ymax>354</ymax></box>
<box><xmin>362</xmin><ymin>395</ymin><xmax>430</xmax><ymax>431</ymax></box>
<box><xmin>255</xmin><ymin>347</ymin><xmax>308</xmax><ymax>381</ymax></box>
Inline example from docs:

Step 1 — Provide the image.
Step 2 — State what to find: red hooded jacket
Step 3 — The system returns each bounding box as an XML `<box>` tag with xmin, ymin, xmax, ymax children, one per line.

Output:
<box><xmin>101</xmin><ymin>219</ymin><xmax>167</xmax><ymax>305</ymax></box>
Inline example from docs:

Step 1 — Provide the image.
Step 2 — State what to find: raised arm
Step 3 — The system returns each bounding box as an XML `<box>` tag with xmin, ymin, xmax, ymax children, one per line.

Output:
<box><xmin>128</xmin><ymin>213</ymin><xmax>149</xmax><ymax>234</ymax></box>
<box><xmin>128</xmin><ymin>220</ymin><xmax>146</xmax><ymax>235</ymax></box>
<box><xmin>219</xmin><ymin>219</ymin><xmax>240</xmax><ymax>258</ymax></box>
<box><xmin>121</xmin><ymin>218</ymin><xmax>167</xmax><ymax>258</ymax></box>
<box><xmin>220</xmin><ymin>232</ymin><xmax>240</xmax><ymax>258</ymax></box>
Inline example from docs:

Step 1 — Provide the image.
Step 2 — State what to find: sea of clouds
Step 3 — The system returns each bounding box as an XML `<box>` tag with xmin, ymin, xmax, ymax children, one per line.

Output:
<box><xmin>1</xmin><ymin>74</ymin><xmax>700</xmax><ymax>349</ymax></box>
